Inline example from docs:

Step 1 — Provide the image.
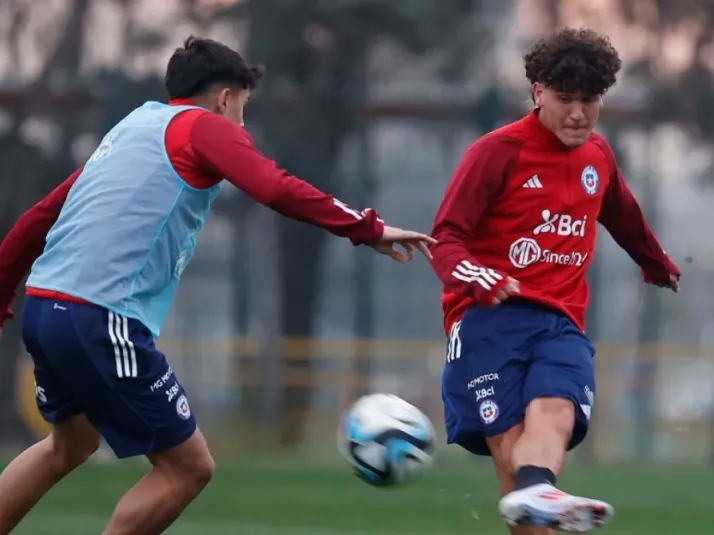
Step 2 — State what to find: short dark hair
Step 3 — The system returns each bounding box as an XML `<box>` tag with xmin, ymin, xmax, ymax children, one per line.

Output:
<box><xmin>165</xmin><ymin>36</ymin><xmax>264</xmax><ymax>99</ymax></box>
<box><xmin>524</xmin><ymin>28</ymin><xmax>622</xmax><ymax>97</ymax></box>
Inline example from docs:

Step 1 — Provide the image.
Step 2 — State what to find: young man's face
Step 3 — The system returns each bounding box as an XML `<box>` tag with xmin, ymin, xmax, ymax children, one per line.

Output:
<box><xmin>533</xmin><ymin>83</ymin><xmax>603</xmax><ymax>148</ymax></box>
<box><xmin>213</xmin><ymin>87</ymin><xmax>251</xmax><ymax>127</ymax></box>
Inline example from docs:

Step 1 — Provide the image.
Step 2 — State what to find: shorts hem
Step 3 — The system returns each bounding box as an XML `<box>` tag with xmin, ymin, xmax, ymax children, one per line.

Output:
<box><xmin>446</xmin><ymin>416</ymin><xmax>525</xmax><ymax>457</ymax></box>
<box><xmin>40</xmin><ymin>408</ymin><xmax>83</xmax><ymax>425</ymax></box>
<box><xmin>108</xmin><ymin>421</ymin><xmax>198</xmax><ymax>459</ymax></box>
<box><xmin>150</xmin><ymin>421</ymin><xmax>198</xmax><ymax>455</ymax></box>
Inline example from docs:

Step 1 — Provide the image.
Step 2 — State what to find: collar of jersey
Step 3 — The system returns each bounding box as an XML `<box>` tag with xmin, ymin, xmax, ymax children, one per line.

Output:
<box><xmin>169</xmin><ymin>98</ymin><xmax>201</xmax><ymax>107</ymax></box>
<box><xmin>525</xmin><ymin>109</ymin><xmax>572</xmax><ymax>152</ymax></box>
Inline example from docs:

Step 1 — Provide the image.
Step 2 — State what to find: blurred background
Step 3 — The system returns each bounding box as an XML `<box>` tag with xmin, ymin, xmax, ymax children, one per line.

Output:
<box><xmin>2</xmin><ymin>0</ymin><xmax>714</xmax><ymax>533</ymax></box>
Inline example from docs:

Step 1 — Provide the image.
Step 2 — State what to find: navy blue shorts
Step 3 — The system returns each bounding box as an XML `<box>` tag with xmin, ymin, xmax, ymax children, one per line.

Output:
<box><xmin>442</xmin><ymin>300</ymin><xmax>595</xmax><ymax>457</ymax></box>
<box><xmin>22</xmin><ymin>297</ymin><xmax>196</xmax><ymax>458</ymax></box>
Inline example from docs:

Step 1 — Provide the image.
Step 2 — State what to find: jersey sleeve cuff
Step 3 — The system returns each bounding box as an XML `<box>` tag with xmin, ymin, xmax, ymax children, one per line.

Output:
<box><xmin>349</xmin><ymin>209</ymin><xmax>384</xmax><ymax>246</ymax></box>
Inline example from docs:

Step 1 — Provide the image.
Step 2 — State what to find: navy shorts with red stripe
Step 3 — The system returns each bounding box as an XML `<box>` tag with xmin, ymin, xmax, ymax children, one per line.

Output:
<box><xmin>22</xmin><ymin>296</ymin><xmax>196</xmax><ymax>458</ymax></box>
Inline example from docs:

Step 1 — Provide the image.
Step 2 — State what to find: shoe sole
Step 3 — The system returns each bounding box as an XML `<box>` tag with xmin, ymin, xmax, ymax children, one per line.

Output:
<box><xmin>502</xmin><ymin>501</ymin><xmax>615</xmax><ymax>533</ymax></box>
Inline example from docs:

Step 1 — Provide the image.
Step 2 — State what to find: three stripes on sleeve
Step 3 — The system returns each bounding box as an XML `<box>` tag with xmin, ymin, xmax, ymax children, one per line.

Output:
<box><xmin>450</xmin><ymin>259</ymin><xmax>504</xmax><ymax>291</ymax></box>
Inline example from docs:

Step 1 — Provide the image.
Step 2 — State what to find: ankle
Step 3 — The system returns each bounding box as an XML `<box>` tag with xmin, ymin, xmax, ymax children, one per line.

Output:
<box><xmin>515</xmin><ymin>465</ymin><xmax>557</xmax><ymax>490</ymax></box>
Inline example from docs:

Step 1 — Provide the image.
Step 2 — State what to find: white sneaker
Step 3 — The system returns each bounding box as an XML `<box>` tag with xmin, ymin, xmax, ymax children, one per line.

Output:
<box><xmin>498</xmin><ymin>483</ymin><xmax>615</xmax><ymax>533</ymax></box>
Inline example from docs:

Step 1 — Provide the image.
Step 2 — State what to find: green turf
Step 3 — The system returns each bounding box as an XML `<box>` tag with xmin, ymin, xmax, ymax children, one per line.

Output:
<box><xmin>11</xmin><ymin>458</ymin><xmax>714</xmax><ymax>534</ymax></box>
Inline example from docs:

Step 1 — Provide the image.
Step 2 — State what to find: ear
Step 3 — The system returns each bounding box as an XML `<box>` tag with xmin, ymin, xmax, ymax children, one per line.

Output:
<box><xmin>532</xmin><ymin>82</ymin><xmax>544</xmax><ymax>108</ymax></box>
<box><xmin>217</xmin><ymin>87</ymin><xmax>231</xmax><ymax>112</ymax></box>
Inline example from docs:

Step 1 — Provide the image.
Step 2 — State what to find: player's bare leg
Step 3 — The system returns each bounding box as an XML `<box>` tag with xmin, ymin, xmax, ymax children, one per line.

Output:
<box><xmin>0</xmin><ymin>414</ymin><xmax>100</xmax><ymax>534</ymax></box>
<box><xmin>500</xmin><ymin>397</ymin><xmax>613</xmax><ymax>532</ymax></box>
<box><xmin>488</xmin><ymin>423</ymin><xmax>552</xmax><ymax>535</ymax></box>
<box><xmin>512</xmin><ymin>397</ymin><xmax>572</xmax><ymax>476</ymax></box>
<box><xmin>103</xmin><ymin>428</ymin><xmax>215</xmax><ymax>535</ymax></box>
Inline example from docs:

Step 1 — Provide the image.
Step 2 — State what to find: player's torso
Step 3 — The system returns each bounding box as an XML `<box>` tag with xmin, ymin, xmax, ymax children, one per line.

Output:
<box><xmin>444</xmin><ymin>131</ymin><xmax>612</xmax><ymax>331</ymax></box>
<box><xmin>27</xmin><ymin>102</ymin><xmax>220</xmax><ymax>337</ymax></box>
<box><xmin>474</xmin><ymin>137</ymin><xmax>610</xmax><ymax>283</ymax></box>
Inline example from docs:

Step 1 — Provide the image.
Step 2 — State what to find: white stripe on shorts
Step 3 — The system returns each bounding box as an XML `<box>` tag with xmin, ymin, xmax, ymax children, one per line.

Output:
<box><xmin>108</xmin><ymin>311</ymin><xmax>137</xmax><ymax>378</ymax></box>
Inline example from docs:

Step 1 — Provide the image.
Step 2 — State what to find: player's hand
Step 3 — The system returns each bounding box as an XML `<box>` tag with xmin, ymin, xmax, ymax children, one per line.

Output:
<box><xmin>642</xmin><ymin>269</ymin><xmax>680</xmax><ymax>292</ymax></box>
<box><xmin>668</xmin><ymin>273</ymin><xmax>680</xmax><ymax>293</ymax></box>
<box><xmin>372</xmin><ymin>226</ymin><xmax>437</xmax><ymax>263</ymax></box>
<box><xmin>488</xmin><ymin>277</ymin><xmax>520</xmax><ymax>306</ymax></box>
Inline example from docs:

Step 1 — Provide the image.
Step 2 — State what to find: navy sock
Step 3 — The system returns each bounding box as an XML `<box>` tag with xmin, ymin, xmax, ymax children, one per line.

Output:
<box><xmin>515</xmin><ymin>465</ymin><xmax>557</xmax><ymax>490</ymax></box>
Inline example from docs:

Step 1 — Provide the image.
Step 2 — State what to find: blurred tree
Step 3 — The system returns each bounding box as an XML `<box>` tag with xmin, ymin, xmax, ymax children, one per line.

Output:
<box><xmin>237</xmin><ymin>0</ymin><xmax>489</xmax><ymax>447</ymax></box>
<box><xmin>617</xmin><ymin>1</ymin><xmax>714</xmax><ymax>141</ymax></box>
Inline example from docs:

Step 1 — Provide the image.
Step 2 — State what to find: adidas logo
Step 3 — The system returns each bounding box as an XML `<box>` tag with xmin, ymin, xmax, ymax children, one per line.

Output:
<box><xmin>523</xmin><ymin>175</ymin><xmax>543</xmax><ymax>189</ymax></box>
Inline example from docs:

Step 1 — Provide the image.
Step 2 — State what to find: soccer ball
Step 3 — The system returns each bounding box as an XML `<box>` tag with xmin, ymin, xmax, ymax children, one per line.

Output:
<box><xmin>338</xmin><ymin>393</ymin><xmax>435</xmax><ymax>487</ymax></box>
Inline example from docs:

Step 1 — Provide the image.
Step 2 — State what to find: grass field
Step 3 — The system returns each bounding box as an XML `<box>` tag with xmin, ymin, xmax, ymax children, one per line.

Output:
<box><xmin>9</xmin><ymin>456</ymin><xmax>714</xmax><ymax>534</ymax></box>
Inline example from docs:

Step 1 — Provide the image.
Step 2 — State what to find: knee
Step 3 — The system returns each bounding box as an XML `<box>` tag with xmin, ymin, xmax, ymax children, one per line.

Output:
<box><xmin>161</xmin><ymin>450</ymin><xmax>215</xmax><ymax>494</ymax></box>
<box><xmin>525</xmin><ymin>397</ymin><xmax>575</xmax><ymax>441</ymax></box>
<box><xmin>188</xmin><ymin>453</ymin><xmax>215</xmax><ymax>491</ymax></box>
<box><xmin>151</xmin><ymin>430</ymin><xmax>216</xmax><ymax>496</ymax></box>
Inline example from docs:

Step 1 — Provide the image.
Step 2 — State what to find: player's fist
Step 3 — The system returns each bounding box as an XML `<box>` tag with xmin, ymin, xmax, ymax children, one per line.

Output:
<box><xmin>488</xmin><ymin>277</ymin><xmax>520</xmax><ymax>306</ymax></box>
<box><xmin>372</xmin><ymin>226</ymin><xmax>437</xmax><ymax>263</ymax></box>
<box><xmin>642</xmin><ymin>256</ymin><xmax>680</xmax><ymax>293</ymax></box>
<box><xmin>470</xmin><ymin>270</ymin><xmax>519</xmax><ymax>308</ymax></box>
<box><xmin>667</xmin><ymin>273</ymin><xmax>680</xmax><ymax>292</ymax></box>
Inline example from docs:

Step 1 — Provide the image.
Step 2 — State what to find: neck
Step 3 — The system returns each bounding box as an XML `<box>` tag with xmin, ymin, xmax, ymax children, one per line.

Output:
<box><xmin>527</xmin><ymin>108</ymin><xmax>570</xmax><ymax>151</ymax></box>
<box><xmin>535</xmin><ymin>108</ymin><xmax>555</xmax><ymax>134</ymax></box>
<box><xmin>190</xmin><ymin>96</ymin><xmax>213</xmax><ymax>111</ymax></box>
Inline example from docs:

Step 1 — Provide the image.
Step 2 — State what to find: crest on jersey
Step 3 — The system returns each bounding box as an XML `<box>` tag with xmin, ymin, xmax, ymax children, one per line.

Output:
<box><xmin>479</xmin><ymin>400</ymin><xmax>499</xmax><ymax>425</ymax></box>
<box><xmin>176</xmin><ymin>394</ymin><xmax>191</xmax><ymax>420</ymax></box>
<box><xmin>581</xmin><ymin>166</ymin><xmax>599</xmax><ymax>195</ymax></box>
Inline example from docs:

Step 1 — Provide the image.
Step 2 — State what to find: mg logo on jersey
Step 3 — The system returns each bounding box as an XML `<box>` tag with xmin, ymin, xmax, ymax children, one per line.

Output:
<box><xmin>509</xmin><ymin>238</ymin><xmax>589</xmax><ymax>268</ymax></box>
<box><xmin>509</xmin><ymin>237</ymin><xmax>541</xmax><ymax>268</ymax></box>
<box><xmin>533</xmin><ymin>210</ymin><xmax>587</xmax><ymax>237</ymax></box>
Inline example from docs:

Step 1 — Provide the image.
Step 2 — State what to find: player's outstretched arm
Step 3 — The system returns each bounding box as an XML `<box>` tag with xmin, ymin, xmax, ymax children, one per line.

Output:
<box><xmin>430</xmin><ymin>135</ymin><xmax>520</xmax><ymax>306</ymax></box>
<box><xmin>0</xmin><ymin>169</ymin><xmax>81</xmax><ymax>329</ymax></box>
<box><xmin>189</xmin><ymin>113</ymin><xmax>433</xmax><ymax>260</ymax></box>
<box><xmin>594</xmin><ymin>137</ymin><xmax>680</xmax><ymax>292</ymax></box>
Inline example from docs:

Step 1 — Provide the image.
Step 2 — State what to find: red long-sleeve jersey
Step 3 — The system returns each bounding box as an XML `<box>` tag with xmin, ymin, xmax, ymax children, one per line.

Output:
<box><xmin>431</xmin><ymin>110</ymin><xmax>680</xmax><ymax>334</ymax></box>
<box><xmin>0</xmin><ymin>99</ymin><xmax>384</xmax><ymax>325</ymax></box>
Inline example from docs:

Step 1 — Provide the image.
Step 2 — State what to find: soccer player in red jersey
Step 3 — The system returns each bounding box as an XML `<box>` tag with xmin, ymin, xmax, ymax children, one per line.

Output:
<box><xmin>432</xmin><ymin>29</ymin><xmax>680</xmax><ymax>533</ymax></box>
<box><xmin>0</xmin><ymin>37</ymin><xmax>433</xmax><ymax>534</ymax></box>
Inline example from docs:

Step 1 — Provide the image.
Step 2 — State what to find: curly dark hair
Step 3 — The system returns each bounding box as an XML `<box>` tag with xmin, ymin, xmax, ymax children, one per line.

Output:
<box><xmin>523</xmin><ymin>28</ymin><xmax>622</xmax><ymax>96</ymax></box>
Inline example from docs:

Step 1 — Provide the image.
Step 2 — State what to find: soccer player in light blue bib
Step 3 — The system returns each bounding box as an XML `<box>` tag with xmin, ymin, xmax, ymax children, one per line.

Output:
<box><xmin>0</xmin><ymin>37</ymin><xmax>434</xmax><ymax>534</ymax></box>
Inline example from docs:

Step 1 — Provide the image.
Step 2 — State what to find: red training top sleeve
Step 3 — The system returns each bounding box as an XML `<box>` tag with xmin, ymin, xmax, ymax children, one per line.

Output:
<box><xmin>188</xmin><ymin>113</ymin><xmax>384</xmax><ymax>246</ymax></box>
<box><xmin>430</xmin><ymin>134</ymin><xmax>521</xmax><ymax>300</ymax></box>
<box><xmin>0</xmin><ymin>168</ymin><xmax>82</xmax><ymax>325</ymax></box>
<box><xmin>595</xmin><ymin>137</ymin><xmax>680</xmax><ymax>285</ymax></box>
